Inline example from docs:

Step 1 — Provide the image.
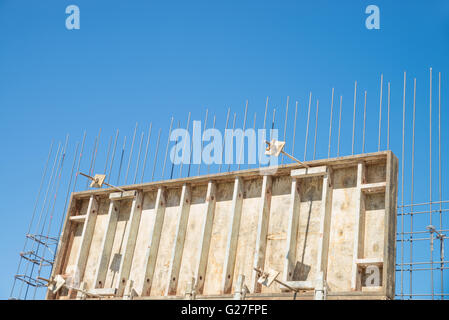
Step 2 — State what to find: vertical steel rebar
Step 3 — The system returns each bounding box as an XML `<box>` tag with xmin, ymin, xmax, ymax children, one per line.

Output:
<box><xmin>337</xmin><ymin>96</ymin><xmax>342</xmax><ymax>157</ymax></box>
<box><xmin>179</xmin><ymin>112</ymin><xmax>191</xmax><ymax>177</ymax></box>
<box><xmin>401</xmin><ymin>71</ymin><xmax>406</xmax><ymax>299</ymax></box>
<box><xmin>430</xmin><ymin>67</ymin><xmax>434</xmax><ymax>299</ymax></box>
<box><xmin>125</xmin><ymin>123</ymin><xmax>138</xmax><ymax>185</ymax></box>
<box><xmin>352</xmin><ymin>81</ymin><xmax>357</xmax><ymax>155</ymax></box>
<box><xmin>140</xmin><ymin>123</ymin><xmax>152</xmax><ymax>183</ymax></box>
<box><xmin>198</xmin><ymin>111</ymin><xmax>208</xmax><ymax>176</ymax></box>
<box><xmin>282</xmin><ymin>96</ymin><xmax>289</xmax><ymax>164</ymax></box>
<box><xmin>387</xmin><ymin>82</ymin><xmax>391</xmax><ymax>150</ymax></box>
<box><xmin>219</xmin><ymin>108</ymin><xmax>230</xmax><ymax>172</ymax></box>
<box><xmin>209</xmin><ymin>114</ymin><xmax>217</xmax><ymax>173</ymax></box>
<box><xmin>292</xmin><ymin>101</ymin><xmax>298</xmax><ymax>157</ymax></box>
<box><xmin>238</xmin><ymin>100</ymin><xmax>248</xmax><ymax>171</ymax></box>
<box><xmin>107</xmin><ymin>130</ymin><xmax>119</xmax><ymax>184</ymax></box>
<box><xmin>151</xmin><ymin>128</ymin><xmax>162</xmax><ymax>181</ymax></box>
<box><xmin>313</xmin><ymin>100</ymin><xmax>319</xmax><ymax>160</ymax></box>
<box><xmin>438</xmin><ymin>71</ymin><xmax>443</xmax><ymax>299</ymax></box>
<box><xmin>103</xmin><ymin>135</ymin><xmax>113</xmax><ymax>175</ymax></box>
<box><xmin>162</xmin><ymin>117</ymin><xmax>174</xmax><ymax>179</ymax></box>
<box><xmin>170</xmin><ymin>121</ymin><xmax>180</xmax><ymax>180</ymax></box>
<box><xmin>362</xmin><ymin>91</ymin><xmax>367</xmax><ymax>154</ymax></box>
<box><xmin>133</xmin><ymin>131</ymin><xmax>145</xmax><ymax>184</ymax></box>
<box><xmin>328</xmin><ymin>88</ymin><xmax>334</xmax><ymax>158</ymax></box>
<box><xmin>304</xmin><ymin>92</ymin><xmax>312</xmax><ymax>161</ymax></box>
<box><xmin>227</xmin><ymin>113</ymin><xmax>237</xmax><ymax>172</ymax></box>
<box><xmin>116</xmin><ymin>136</ymin><xmax>127</xmax><ymax>185</ymax></box>
<box><xmin>410</xmin><ymin>78</ymin><xmax>417</xmax><ymax>299</ymax></box>
<box><xmin>378</xmin><ymin>74</ymin><xmax>383</xmax><ymax>151</ymax></box>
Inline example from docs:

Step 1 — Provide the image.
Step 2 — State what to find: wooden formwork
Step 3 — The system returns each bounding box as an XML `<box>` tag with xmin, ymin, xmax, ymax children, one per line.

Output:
<box><xmin>47</xmin><ymin>151</ymin><xmax>398</xmax><ymax>300</ymax></box>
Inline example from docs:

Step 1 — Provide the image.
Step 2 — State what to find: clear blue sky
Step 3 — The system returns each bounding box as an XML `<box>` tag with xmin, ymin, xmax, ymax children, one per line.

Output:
<box><xmin>1</xmin><ymin>0</ymin><xmax>448</xmax><ymax>299</ymax></box>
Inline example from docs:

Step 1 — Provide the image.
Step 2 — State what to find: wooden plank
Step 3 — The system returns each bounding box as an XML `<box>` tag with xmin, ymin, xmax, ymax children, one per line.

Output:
<box><xmin>115</xmin><ymin>191</ymin><xmax>144</xmax><ymax>296</ymax></box>
<box><xmin>284</xmin><ymin>280</ymin><xmax>314</xmax><ymax>290</ymax></box>
<box><xmin>72</xmin><ymin>195</ymin><xmax>99</xmax><ymax>296</ymax></box>
<box><xmin>93</xmin><ymin>200</ymin><xmax>120</xmax><ymax>288</ymax></box>
<box><xmin>109</xmin><ymin>190</ymin><xmax>137</xmax><ymax>200</ymax></box>
<box><xmin>222</xmin><ymin>177</ymin><xmax>244</xmax><ymax>294</ymax></box>
<box><xmin>355</xmin><ymin>258</ymin><xmax>383</xmax><ymax>267</ymax></box>
<box><xmin>283</xmin><ymin>177</ymin><xmax>301</xmax><ymax>282</ymax></box>
<box><xmin>141</xmin><ymin>187</ymin><xmax>167</xmax><ymax>296</ymax></box>
<box><xmin>69</xmin><ymin>215</ymin><xmax>86</xmax><ymax>223</ymax></box>
<box><xmin>351</xmin><ymin>162</ymin><xmax>366</xmax><ymax>290</ymax></box>
<box><xmin>71</xmin><ymin>151</ymin><xmax>390</xmax><ymax>199</ymax></box>
<box><xmin>88</xmin><ymin>288</ymin><xmax>117</xmax><ymax>296</ymax></box>
<box><xmin>383</xmin><ymin>151</ymin><xmax>398</xmax><ymax>299</ymax></box>
<box><xmin>361</xmin><ymin>182</ymin><xmax>386</xmax><ymax>194</ymax></box>
<box><xmin>316</xmin><ymin>167</ymin><xmax>333</xmax><ymax>279</ymax></box>
<box><xmin>166</xmin><ymin>184</ymin><xmax>192</xmax><ymax>295</ymax></box>
<box><xmin>251</xmin><ymin>175</ymin><xmax>272</xmax><ymax>293</ymax></box>
<box><xmin>291</xmin><ymin>166</ymin><xmax>327</xmax><ymax>178</ymax></box>
<box><xmin>195</xmin><ymin>181</ymin><xmax>216</xmax><ymax>294</ymax></box>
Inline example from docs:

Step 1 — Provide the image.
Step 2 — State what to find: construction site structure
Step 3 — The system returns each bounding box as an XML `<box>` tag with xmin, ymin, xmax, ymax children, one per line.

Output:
<box><xmin>46</xmin><ymin>151</ymin><xmax>397</xmax><ymax>300</ymax></box>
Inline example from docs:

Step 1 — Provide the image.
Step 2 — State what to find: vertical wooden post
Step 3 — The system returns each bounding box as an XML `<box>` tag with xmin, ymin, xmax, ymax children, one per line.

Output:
<box><xmin>116</xmin><ymin>191</ymin><xmax>144</xmax><ymax>296</ymax></box>
<box><xmin>46</xmin><ymin>194</ymin><xmax>77</xmax><ymax>299</ymax></box>
<box><xmin>316</xmin><ymin>168</ymin><xmax>333</xmax><ymax>278</ymax></box>
<box><xmin>141</xmin><ymin>187</ymin><xmax>167</xmax><ymax>296</ymax></box>
<box><xmin>71</xmin><ymin>195</ymin><xmax>99</xmax><ymax>298</ymax></box>
<box><xmin>252</xmin><ymin>175</ymin><xmax>272</xmax><ymax>292</ymax></box>
<box><xmin>166</xmin><ymin>184</ymin><xmax>192</xmax><ymax>295</ymax></box>
<box><xmin>351</xmin><ymin>162</ymin><xmax>366</xmax><ymax>290</ymax></box>
<box><xmin>94</xmin><ymin>200</ymin><xmax>120</xmax><ymax>288</ymax></box>
<box><xmin>195</xmin><ymin>181</ymin><xmax>216</xmax><ymax>294</ymax></box>
<box><xmin>383</xmin><ymin>151</ymin><xmax>398</xmax><ymax>299</ymax></box>
<box><xmin>283</xmin><ymin>177</ymin><xmax>301</xmax><ymax>282</ymax></box>
<box><xmin>222</xmin><ymin>177</ymin><xmax>244</xmax><ymax>294</ymax></box>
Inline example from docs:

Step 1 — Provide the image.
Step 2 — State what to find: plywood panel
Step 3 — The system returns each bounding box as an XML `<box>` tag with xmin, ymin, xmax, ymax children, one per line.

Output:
<box><xmin>150</xmin><ymin>188</ymin><xmax>181</xmax><ymax>296</ymax></box>
<box><xmin>128</xmin><ymin>191</ymin><xmax>156</xmax><ymax>294</ymax></box>
<box><xmin>327</xmin><ymin>167</ymin><xmax>357</xmax><ymax>292</ymax></box>
<box><xmin>262</xmin><ymin>176</ymin><xmax>291</xmax><ymax>293</ymax></box>
<box><xmin>203</xmin><ymin>182</ymin><xmax>233</xmax><ymax>295</ymax></box>
<box><xmin>232</xmin><ymin>178</ymin><xmax>261</xmax><ymax>293</ymax></box>
<box><xmin>363</xmin><ymin>193</ymin><xmax>385</xmax><ymax>259</ymax></box>
<box><xmin>176</xmin><ymin>185</ymin><xmax>207</xmax><ymax>295</ymax></box>
<box><xmin>83</xmin><ymin>198</ymin><xmax>110</xmax><ymax>289</ymax></box>
<box><xmin>294</xmin><ymin>176</ymin><xmax>322</xmax><ymax>282</ymax></box>
<box><xmin>104</xmin><ymin>200</ymin><xmax>132</xmax><ymax>288</ymax></box>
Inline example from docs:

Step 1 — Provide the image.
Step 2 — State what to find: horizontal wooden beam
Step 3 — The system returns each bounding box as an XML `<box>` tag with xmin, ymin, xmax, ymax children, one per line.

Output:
<box><xmin>109</xmin><ymin>190</ymin><xmax>137</xmax><ymax>200</ymax></box>
<box><xmin>291</xmin><ymin>166</ymin><xmax>327</xmax><ymax>178</ymax></box>
<box><xmin>361</xmin><ymin>182</ymin><xmax>386</xmax><ymax>194</ymax></box>
<box><xmin>69</xmin><ymin>215</ymin><xmax>86</xmax><ymax>223</ymax></box>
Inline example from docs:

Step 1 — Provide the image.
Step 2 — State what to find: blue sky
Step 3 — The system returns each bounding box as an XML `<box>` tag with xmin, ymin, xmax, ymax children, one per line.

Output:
<box><xmin>1</xmin><ymin>0</ymin><xmax>449</xmax><ymax>299</ymax></box>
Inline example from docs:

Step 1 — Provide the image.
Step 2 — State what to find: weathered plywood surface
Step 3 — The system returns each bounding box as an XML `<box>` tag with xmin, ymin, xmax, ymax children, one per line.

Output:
<box><xmin>176</xmin><ymin>185</ymin><xmax>207</xmax><ymax>295</ymax></box>
<box><xmin>294</xmin><ymin>176</ymin><xmax>322</xmax><ymax>283</ymax></box>
<box><xmin>49</xmin><ymin>151</ymin><xmax>397</xmax><ymax>300</ymax></box>
<box><xmin>104</xmin><ymin>200</ymin><xmax>132</xmax><ymax>288</ymax></box>
<box><xmin>202</xmin><ymin>182</ymin><xmax>233</xmax><ymax>295</ymax></box>
<box><xmin>327</xmin><ymin>167</ymin><xmax>358</xmax><ymax>292</ymax></box>
<box><xmin>262</xmin><ymin>176</ymin><xmax>290</xmax><ymax>294</ymax></box>
<box><xmin>150</xmin><ymin>189</ymin><xmax>180</xmax><ymax>296</ymax></box>
<box><xmin>83</xmin><ymin>199</ymin><xmax>110</xmax><ymax>289</ymax></box>
<box><xmin>128</xmin><ymin>191</ymin><xmax>156</xmax><ymax>294</ymax></box>
<box><xmin>232</xmin><ymin>179</ymin><xmax>261</xmax><ymax>293</ymax></box>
